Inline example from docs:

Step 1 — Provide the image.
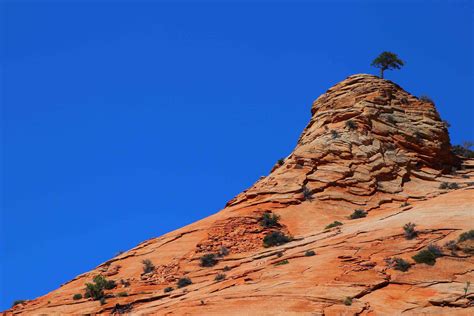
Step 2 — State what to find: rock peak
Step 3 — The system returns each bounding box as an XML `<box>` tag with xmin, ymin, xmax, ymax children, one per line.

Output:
<box><xmin>228</xmin><ymin>75</ymin><xmax>455</xmax><ymax>209</ymax></box>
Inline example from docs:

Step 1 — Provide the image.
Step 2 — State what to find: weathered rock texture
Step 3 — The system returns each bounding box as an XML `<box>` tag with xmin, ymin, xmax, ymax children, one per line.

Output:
<box><xmin>5</xmin><ymin>74</ymin><xmax>473</xmax><ymax>315</ymax></box>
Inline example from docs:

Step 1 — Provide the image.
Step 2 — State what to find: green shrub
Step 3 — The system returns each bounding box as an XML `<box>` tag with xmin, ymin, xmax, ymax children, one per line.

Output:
<box><xmin>419</xmin><ymin>95</ymin><xmax>434</xmax><ymax>103</ymax></box>
<box><xmin>259</xmin><ymin>212</ymin><xmax>280</xmax><ymax>228</ymax></box>
<box><xmin>305</xmin><ymin>250</ymin><xmax>316</xmax><ymax>257</ymax></box>
<box><xmin>263</xmin><ymin>231</ymin><xmax>291</xmax><ymax>247</ymax></box>
<box><xmin>142</xmin><ymin>259</ymin><xmax>155</xmax><ymax>274</ymax></box>
<box><xmin>302</xmin><ymin>185</ymin><xmax>313</xmax><ymax>201</ymax></box>
<box><xmin>459</xmin><ymin>230</ymin><xmax>474</xmax><ymax>242</ymax></box>
<box><xmin>200</xmin><ymin>254</ymin><xmax>218</xmax><ymax>267</ymax></box>
<box><xmin>177</xmin><ymin>277</ymin><xmax>192</xmax><ymax>288</ymax></box>
<box><xmin>412</xmin><ymin>250</ymin><xmax>436</xmax><ymax>265</ymax></box>
<box><xmin>325</xmin><ymin>221</ymin><xmax>343</xmax><ymax>229</ymax></box>
<box><xmin>400</xmin><ymin>202</ymin><xmax>410</xmax><ymax>207</ymax></box>
<box><xmin>403</xmin><ymin>222</ymin><xmax>417</xmax><ymax>240</ymax></box>
<box><xmin>223</xmin><ymin>266</ymin><xmax>231</xmax><ymax>272</ymax></box>
<box><xmin>452</xmin><ymin>144</ymin><xmax>474</xmax><ymax>158</ymax></box>
<box><xmin>343</xmin><ymin>297</ymin><xmax>352</xmax><ymax>306</ymax></box>
<box><xmin>215</xmin><ymin>273</ymin><xmax>226</xmax><ymax>281</ymax></box>
<box><xmin>448</xmin><ymin>182</ymin><xmax>459</xmax><ymax>189</ymax></box>
<box><xmin>331</xmin><ymin>130</ymin><xmax>339</xmax><ymax>139</ymax></box>
<box><xmin>386</xmin><ymin>115</ymin><xmax>396</xmax><ymax>125</ymax></box>
<box><xmin>427</xmin><ymin>244</ymin><xmax>443</xmax><ymax>257</ymax></box>
<box><xmin>84</xmin><ymin>275</ymin><xmax>116</xmax><ymax>301</ymax></box>
<box><xmin>445</xmin><ymin>240</ymin><xmax>458</xmax><ymax>253</ymax></box>
<box><xmin>464</xmin><ymin>281</ymin><xmax>471</xmax><ymax>297</ymax></box>
<box><xmin>120</xmin><ymin>279</ymin><xmax>130</xmax><ymax>287</ymax></box>
<box><xmin>274</xmin><ymin>259</ymin><xmax>289</xmax><ymax>266</ymax></box>
<box><xmin>439</xmin><ymin>182</ymin><xmax>449</xmax><ymax>189</ymax></box>
<box><xmin>218</xmin><ymin>246</ymin><xmax>229</xmax><ymax>257</ymax></box>
<box><xmin>99</xmin><ymin>297</ymin><xmax>106</xmax><ymax>305</ymax></box>
<box><xmin>414</xmin><ymin>131</ymin><xmax>424</xmax><ymax>143</ymax></box>
<box><xmin>73</xmin><ymin>293</ymin><xmax>83</xmax><ymax>300</ymax></box>
<box><xmin>116</xmin><ymin>292</ymin><xmax>128</xmax><ymax>297</ymax></box>
<box><xmin>349</xmin><ymin>209</ymin><xmax>367</xmax><ymax>219</ymax></box>
<box><xmin>391</xmin><ymin>258</ymin><xmax>411</xmax><ymax>272</ymax></box>
<box><xmin>12</xmin><ymin>300</ymin><xmax>26</xmax><ymax>307</ymax></box>
<box><xmin>277</xmin><ymin>158</ymin><xmax>285</xmax><ymax>166</ymax></box>
<box><xmin>345</xmin><ymin>120</ymin><xmax>357</xmax><ymax>130</ymax></box>
<box><xmin>164</xmin><ymin>287</ymin><xmax>174</xmax><ymax>293</ymax></box>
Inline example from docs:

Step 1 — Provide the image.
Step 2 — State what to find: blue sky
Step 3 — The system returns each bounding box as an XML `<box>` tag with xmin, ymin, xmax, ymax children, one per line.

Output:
<box><xmin>1</xmin><ymin>0</ymin><xmax>472</xmax><ymax>309</ymax></box>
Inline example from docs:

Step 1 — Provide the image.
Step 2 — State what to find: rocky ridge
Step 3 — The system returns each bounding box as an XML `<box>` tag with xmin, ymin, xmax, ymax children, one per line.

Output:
<box><xmin>5</xmin><ymin>74</ymin><xmax>473</xmax><ymax>315</ymax></box>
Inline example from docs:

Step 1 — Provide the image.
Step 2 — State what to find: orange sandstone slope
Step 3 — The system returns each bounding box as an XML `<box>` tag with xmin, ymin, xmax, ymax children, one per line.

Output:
<box><xmin>6</xmin><ymin>74</ymin><xmax>474</xmax><ymax>315</ymax></box>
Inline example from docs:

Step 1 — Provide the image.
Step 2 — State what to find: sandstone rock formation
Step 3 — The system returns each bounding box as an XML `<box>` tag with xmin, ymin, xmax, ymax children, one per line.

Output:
<box><xmin>5</xmin><ymin>74</ymin><xmax>473</xmax><ymax>315</ymax></box>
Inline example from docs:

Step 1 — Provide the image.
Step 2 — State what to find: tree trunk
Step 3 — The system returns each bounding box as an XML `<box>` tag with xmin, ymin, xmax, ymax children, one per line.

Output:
<box><xmin>380</xmin><ymin>68</ymin><xmax>384</xmax><ymax>79</ymax></box>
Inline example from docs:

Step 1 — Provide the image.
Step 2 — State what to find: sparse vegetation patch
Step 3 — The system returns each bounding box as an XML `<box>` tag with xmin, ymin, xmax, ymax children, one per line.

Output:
<box><xmin>459</xmin><ymin>230</ymin><xmax>474</xmax><ymax>242</ymax></box>
<box><xmin>403</xmin><ymin>222</ymin><xmax>417</xmax><ymax>240</ymax></box>
<box><xmin>349</xmin><ymin>209</ymin><xmax>367</xmax><ymax>219</ymax></box>
<box><xmin>325</xmin><ymin>221</ymin><xmax>343</xmax><ymax>229</ymax></box>
<box><xmin>274</xmin><ymin>259</ymin><xmax>289</xmax><ymax>266</ymax></box>
<box><xmin>177</xmin><ymin>277</ymin><xmax>192</xmax><ymax>288</ymax></box>
<box><xmin>343</xmin><ymin>297</ymin><xmax>353</xmax><ymax>306</ymax></box>
<box><xmin>412</xmin><ymin>249</ymin><xmax>437</xmax><ymax>266</ymax></box>
<box><xmin>200</xmin><ymin>254</ymin><xmax>218</xmax><ymax>267</ymax></box>
<box><xmin>387</xmin><ymin>257</ymin><xmax>411</xmax><ymax>272</ymax></box>
<box><xmin>215</xmin><ymin>273</ymin><xmax>226</xmax><ymax>281</ymax></box>
<box><xmin>142</xmin><ymin>259</ymin><xmax>155</xmax><ymax>274</ymax></box>
<box><xmin>263</xmin><ymin>231</ymin><xmax>291</xmax><ymax>247</ymax></box>
<box><xmin>259</xmin><ymin>212</ymin><xmax>280</xmax><ymax>228</ymax></box>
<box><xmin>302</xmin><ymin>185</ymin><xmax>314</xmax><ymax>201</ymax></box>
<box><xmin>73</xmin><ymin>293</ymin><xmax>83</xmax><ymax>300</ymax></box>
<box><xmin>84</xmin><ymin>275</ymin><xmax>116</xmax><ymax>301</ymax></box>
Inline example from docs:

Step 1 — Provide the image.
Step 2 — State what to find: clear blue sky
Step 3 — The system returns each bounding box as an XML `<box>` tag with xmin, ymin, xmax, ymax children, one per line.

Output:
<box><xmin>1</xmin><ymin>0</ymin><xmax>472</xmax><ymax>309</ymax></box>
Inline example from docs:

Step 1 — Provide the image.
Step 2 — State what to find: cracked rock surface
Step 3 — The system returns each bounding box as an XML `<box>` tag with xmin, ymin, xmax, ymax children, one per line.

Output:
<box><xmin>5</xmin><ymin>74</ymin><xmax>473</xmax><ymax>315</ymax></box>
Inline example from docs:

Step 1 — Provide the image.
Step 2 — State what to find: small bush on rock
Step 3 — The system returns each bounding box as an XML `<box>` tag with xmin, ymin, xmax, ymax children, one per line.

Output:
<box><xmin>345</xmin><ymin>120</ymin><xmax>357</xmax><ymax>130</ymax></box>
<box><xmin>386</xmin><ymin>115</ymin><xmax>396</xmax><ymax>125</ymax></box>
<box><xmin>12</xmin><ymin>300</ymin><xmax>26</xmax><ymax>307</ymax></box>
<box><xmin>427</xmin><ymin>244</ymin><xmax>443</xmax><ymax>257</ymax></box>
<box><xmin>459</xmin><ymin>230</ymin><xmax>474</xmax><ymax>242</ymax></box>
<box><xmin>412</xmin><ymin>250</ymin><xmax>436</xmax><ymax>266</ymax></box>
<box><xmin>448</xmin><ymin>182</ymin><xmax>459</xmax><ymax>190</ymax></box>
<box><xmin>73</xmin><ymin>293</ymin><xmax>83</xmax><ymax>300</ymax></box>
<box><xmin>200</xmin><ymin>254</ymin><xmax>218</xmax><ymax>267</ymax></box>
<box><xmin>452</xmin><ymin>144</ymin><xmax>474</xmax><ymax>158</ymax></box>
<box><xmin>331</xmin><ymin>130</ymin><xmax>339</xmax><ymax>139</ymax></box>
<box><xmin>259</xmin><ymin>212</ymin><xmax>280</xmax><ymax>228</ymax></box>
<box><xmin>164</xmin><ymin>287</ymin><xmax>174</xmax><ymax>293</ymax></box>
<box><xmin>215</xmin><ymin>273</ymin><xmax>226</xmax><ymax>281</ymax></box>
<box><xmin>343</xmin><ymin>297</ymin><xmax>352</xmax><ymax>306</ymax></box>
<box><xmin>403</xmin><ymin>222</ymin><xmax>417</xmax><ymax>240</ymax></box>
<box><xmin>305</xmin><ymin>250</ymin><xmax>316</xmax><ymax>257</ymax></box>
<box><xmin>349</xmin><ymin>209</ymin><xmax>367</xmax><ymax>219</ymax></box>
<box><xmin>177</xmin><ymin>277</ymin><xmax>192</xmax><ymax>288</ymax></box>
<box><xmin>325</xmin><ymin>221</ymin><xmax>343</xmax><ymax>229</ymax></box>
<box><xmin>302</xmin><ymin>185</ymin><xmax>313</xmax><ymax>201</ymax></box>
<box><xmin>142</xmin><ymin>259</ymin><xmax>155</xmax><ymax>274</ymax></box>
<box><xmin>389</xmin><ymin>257</ymin><xmax>411</xmax><ymax>272</ymax></box>
<box><xmin>116</xmin><ymin>292</ymin><xmax>128</xmax><ymax>297</ymax></box>
<box><xmin>419</xmin><ymin>95</ymin><xmax>434</xmax><ymax>103</ymax></box>
<box><xmin>218</xmin><ymin>246</ymin><xmax>229</xmax><ymax>257</ymax></box>
<box><xmin>84</xmin><ymin>275</ymin><xmax>116</xmax><ymax>301</ymax></box>
<box><xmin>445</xmin><ymin>240</ymin><xmax>458</xmax><ymax>253</ymax></box>
<box><xmin>274</xmin><ymin>259</ymin><xmax>289</xmax><ymax>266</ymax></box>
<box><xmin>263</xmin><ymin>231</ymin><xmax>291</xmax><ymax>247</ymax></box>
